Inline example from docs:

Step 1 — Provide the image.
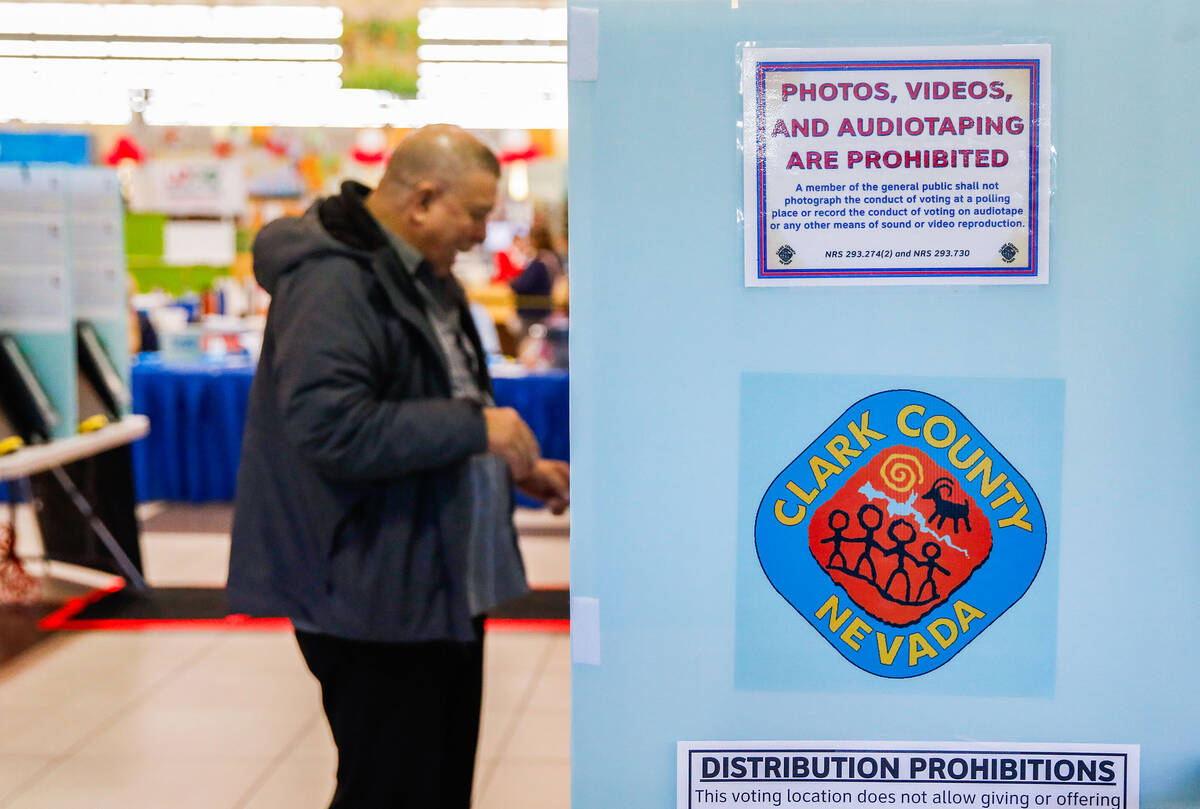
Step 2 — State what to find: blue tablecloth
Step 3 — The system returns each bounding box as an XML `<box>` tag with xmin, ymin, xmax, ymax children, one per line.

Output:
<box><xmin>131</xmin><ymin>353</ymin><xmax>569</xmax><ymax>503</ymax></box>
<box><xmin>131</xmin><ymin>354</ymin><xmax>256</xmax><ymax>502</ymax></box>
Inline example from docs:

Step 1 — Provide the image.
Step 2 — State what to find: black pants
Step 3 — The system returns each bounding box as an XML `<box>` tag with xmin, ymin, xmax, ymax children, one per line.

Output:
<box><xmin>296</xmin><ymin>626</ymin><xmax>485</xmax><ymax>809</ymax></box>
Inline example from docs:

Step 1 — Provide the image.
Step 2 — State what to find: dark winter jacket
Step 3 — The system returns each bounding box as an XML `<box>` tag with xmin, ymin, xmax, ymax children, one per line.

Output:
<box><xmin>228</xmin><ymin>182</ymin><xmax>495</xmax><ymax>642</ymax></box>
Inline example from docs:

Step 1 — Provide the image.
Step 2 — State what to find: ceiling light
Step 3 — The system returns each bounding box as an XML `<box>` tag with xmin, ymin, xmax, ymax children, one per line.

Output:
<box><xmin>0</xmin><ymin>41</ymin><xmax>342</xmax><ymax>61</ymax></box>
<box><xmin>416</xmin><ymin>62</ymin><xmax>565</xmax><ymax>99</ymax></box>
<box><xmin>142</xmin><ymin>88</ymin><xmax>396</xmax><ymax>128</ymax></box>
<box><xmin>416</xmin><ymin>7</ymin><xmax>566</xmax><ymax>43</ymax></box>
<box><xmin>507</xmin><ymin>161</ymin><xmax>529</xmax><ymax>201</ymax></box>
<box><xmin>138</xmin><ymin>91</ymin><xmax>567</xmax><ymax>130</ymax></box>
<box><xmin>0</xmin><ymin>58</ymin><xmax>342</xmax><ymax>90</ymax></box>
<box><xmin>417</xmin><ymin>44</ymin><xmax>566</xmax><ymax>63</ymax></box>
<box><xmin>0</xmin><ymin>85</ymin><xmax>130</xmax><ymax>124</ymax></box>
<box><xmin>0</xmin><ymin>88</ymin><xmax>567</xmax><ymax>128</ymax></box>
<box><xmin>417</xmin><ymin>61</ymin><xmax>565</xmax><ymax>81</ymax></box>
<box><xmin>0</xmin><ymin>2</ymin><xmax>343</xmax><ymax>40</ymax></box>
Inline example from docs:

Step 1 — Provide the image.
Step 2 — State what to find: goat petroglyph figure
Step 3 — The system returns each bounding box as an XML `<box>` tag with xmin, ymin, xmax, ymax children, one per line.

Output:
<box><xmin>920</xmin><ymin>476</ymin><xmax>972</xmax><ymax>533</ymax></box>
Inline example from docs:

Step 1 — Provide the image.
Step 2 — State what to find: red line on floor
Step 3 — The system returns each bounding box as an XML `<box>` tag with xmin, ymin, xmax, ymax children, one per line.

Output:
<box><xmin>48</xmin><ymin>617</ymin><xmax>571</xmax><ymax>633</ymax></box>
<box><xmin>37</xmin><ymin>576</ymin><xmax>126</xmax><ymax>631</ymax></box>
<box><xmin>485</xmin><ymin>618</ymin><xmax>570</xmax><ymax>633</ymax></box>
<box><xmin>38</xmin><ymin>582</ymin><xmax>571</xmax><ymax>634</ymax></box>
<box><xmin>48</xmin><ymin>616</ymin><xmax>294</xmax><ymax>631</ymax></box>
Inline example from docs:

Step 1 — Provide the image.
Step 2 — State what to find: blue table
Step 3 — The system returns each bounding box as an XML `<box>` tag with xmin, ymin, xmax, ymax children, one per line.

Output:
<box><xmin>491</xmin><ymin>371</ymin><xmax>570</xmax><ymax>464</ymax></box>
<box><xmin>131</xmin><ymin>354</ymin><xmax>256</xmax><ymax>502</ymax></box>
<box><xmin>131</xmin><ymin>353</ymin><xmax>569</xmax><ymax>503</ymax></box>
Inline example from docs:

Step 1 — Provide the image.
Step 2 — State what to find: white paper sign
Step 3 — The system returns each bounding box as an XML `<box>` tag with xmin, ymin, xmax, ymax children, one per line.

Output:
<box><xmin>72</xmin><ymin>252</ymin><xmax>126</xmax><ymax>321</ymax></box>
<box><xmin>66</xmin><ymin>168</ymin><xmax>122</xmax><ymax>217</ymax></box>
<box><xmin>679</xmin><ymin>742</ymin><xmax>1138</xmax><ymax>809</ymax></box>
<box><xmin>742</xmin><ymin>45</ymin><xmax>1051</xmax><ymax>286</ymax></box>
<box><xmin>68</xmin><ymin>169</ymin><xmax>126</xmax><ymax>321</ymax></box>
<box><xmin>0</xmin><ymin>167</ymin><xmax>71</xmax><ymax>332</ymax></box>
<box><xmin>0</xmin><ymin>264</ymin><xmax>71</xmax><ymax>332</ymax></box>
<box><xmin>162</xmin><ymin>219</ymin><xmax>237</xmax><ymax>267</ymax></box>
<box><xmin>130</xmin><ymin>158</ymin><xmax>247</xmax><ymax>216</ymax></box>
<box><xmin>0</xmin><ymin>167</ymin><xmax>65</xmax><ymax>214</ymax></box>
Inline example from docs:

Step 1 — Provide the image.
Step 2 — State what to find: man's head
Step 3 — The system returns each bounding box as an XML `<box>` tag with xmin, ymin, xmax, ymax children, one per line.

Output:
<box><xmin>368</xmin><ymin>124</ymin><xmax>500</xmax><ymax>274</ymax></box>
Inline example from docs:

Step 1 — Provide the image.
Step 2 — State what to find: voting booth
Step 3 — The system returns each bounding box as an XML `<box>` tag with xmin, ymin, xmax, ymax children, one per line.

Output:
<box><xmin>567</xmin><ymin>2</ymin><xmax>1198</xmax><ymax>808</ymax></box>
<box><xmin>0</xmin><ymin>164</ymin><xmax>146</xmax><ymax>588</ymax></box>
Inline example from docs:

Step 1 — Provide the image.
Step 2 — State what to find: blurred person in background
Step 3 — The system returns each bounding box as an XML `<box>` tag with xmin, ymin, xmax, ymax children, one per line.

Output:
<box><xmin>508</xmin><ymin>221</ymin><xmax>563</xmax><ymax>330</ymax></box>
<box><xmin>127</xmin><ymin>278</ymin><xmax>158</xmax><ymax>354</ymax></box>
<box><xmin>227</xmin><ymin>124</ymin><xmax>569</xmax><ymax>809</ymax></box>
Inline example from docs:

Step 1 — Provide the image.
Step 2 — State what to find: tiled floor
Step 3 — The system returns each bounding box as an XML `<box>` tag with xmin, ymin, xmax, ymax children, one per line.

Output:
<box><xmin>0</xmin><ymin>505</ymin><xmax>571</xmax><ymax>808</ymax></box>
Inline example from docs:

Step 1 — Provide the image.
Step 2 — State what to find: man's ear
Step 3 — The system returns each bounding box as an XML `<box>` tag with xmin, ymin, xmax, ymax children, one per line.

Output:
<box><xmin>412</xmin><ymin>180</ymin><xmax>440</xmax><ymax>214</ymax></box>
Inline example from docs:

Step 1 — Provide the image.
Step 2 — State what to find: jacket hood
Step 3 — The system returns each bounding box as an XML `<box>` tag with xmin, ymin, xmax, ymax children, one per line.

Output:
<box><xmin>252</xmin><ymin>207</ymin><xmax>349</xmax><ymax>295</ymax></box>
<box><xmin>251</xmin><ymin>182</ymin><xmax>382</xmax><ymax>295</ymax></box>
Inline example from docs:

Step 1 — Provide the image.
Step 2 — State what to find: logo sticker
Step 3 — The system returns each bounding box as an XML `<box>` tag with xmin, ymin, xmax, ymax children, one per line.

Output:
<box><xmin>754</xmin><ymin>390</ymin><xmax>1046</xmax><ymax>678</ymax></box>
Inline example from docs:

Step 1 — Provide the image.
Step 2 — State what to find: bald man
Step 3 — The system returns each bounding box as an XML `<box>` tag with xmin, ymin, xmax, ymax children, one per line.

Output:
<box><xmin>229</xmin><ymin>125</ymin><xmax>568</xmax><ymax>808</ymax></box>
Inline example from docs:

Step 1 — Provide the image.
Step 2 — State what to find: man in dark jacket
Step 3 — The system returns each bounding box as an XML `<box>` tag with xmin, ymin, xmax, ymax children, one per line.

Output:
<box><xmin>228</xmin><ymin>125</ymin><xmax>569</xmax><ymax>809</ymax></box>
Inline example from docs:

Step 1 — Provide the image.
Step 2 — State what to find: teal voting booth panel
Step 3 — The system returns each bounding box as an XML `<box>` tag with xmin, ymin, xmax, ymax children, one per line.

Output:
<box><xmin>0</xmin><ymin>165</ymin><xmax>77</xmax><ymax>439</ymax></box>
<box><xmin>67</xmin><ymin>167</ymin><xmax>132</xmax><ymax>410</ymax></box>
<box><xmin>0</xmin><ymin>165</ymin><xmax>130</xmax><ymax>438</ymax></box>
<box><xmin>568</xmin><ymin>2</ymin><xmax>1199</xmax><ymax>808</ymax></box>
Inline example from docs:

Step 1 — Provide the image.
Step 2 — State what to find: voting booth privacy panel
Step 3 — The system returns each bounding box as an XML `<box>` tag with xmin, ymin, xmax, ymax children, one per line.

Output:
<box><xmin>0</xmin><ymin>164</ymin><xmax>143</xmax><ymax>580</ymax></box>
<box><xmin>0</xmin><ymin>164</ymin><xmax>131</xmax><ymax>439</ymax></box>
<box><xmin>567</xmin><ymin>2</ymin><xmax>1198</xmax><ymax>808</ymax></box>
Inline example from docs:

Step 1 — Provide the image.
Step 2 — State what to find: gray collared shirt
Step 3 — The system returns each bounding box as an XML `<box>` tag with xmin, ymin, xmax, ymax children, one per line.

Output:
<box><xmin>378</xmin><ymin>226</ymin><xmax>494</xmax><ymax>408</ymax></box>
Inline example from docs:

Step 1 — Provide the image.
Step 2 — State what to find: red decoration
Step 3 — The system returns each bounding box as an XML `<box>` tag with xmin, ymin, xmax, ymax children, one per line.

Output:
<box><xmin>496</xmin><ymin>146</ymin><xmax>542</xmax><ymax>165</ymax></box>
<box><xmin>492</xmin><ymin>250</ymin><xmax>523</xmax><ymax>283</ymax></box>
<box><xmin>0</xmin><ymin>522</ymin><xmax>39</xmax><ymax>606</ymax></box>
<box><xmin>103</xmin><ymin>135</ymin><xmax>145</xmax><ymax>166</ymax></box>
<box><xmin>351</xmin><ymin>146</ymin><xmax>386</xmax><ymax>164</ymax></box>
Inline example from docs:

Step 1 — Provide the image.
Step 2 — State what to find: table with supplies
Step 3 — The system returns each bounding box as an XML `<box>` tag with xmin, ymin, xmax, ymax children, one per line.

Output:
<box><xmin>131</xmin><ymin>353</ymin><xmax>569</xmax><ymax>503</ymax></box>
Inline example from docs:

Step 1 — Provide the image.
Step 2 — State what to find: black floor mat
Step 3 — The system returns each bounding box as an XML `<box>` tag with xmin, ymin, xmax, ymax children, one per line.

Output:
<box><xmin>489</xmin><ymin>588</ymin><xmax>569</xmax><ymax>621</ymax></box>
<box><xmin>67</xmin><ymin>586</ymin><xmax>570</xmax><ymax>623</ymax></box>
<box><xmin>71</xmin><ymin>586</ymin><xmax>232</xmax><ymax>621</ymax></box>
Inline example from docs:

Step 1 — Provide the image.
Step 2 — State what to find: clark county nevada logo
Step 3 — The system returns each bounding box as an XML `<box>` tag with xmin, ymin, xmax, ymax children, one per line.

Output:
<box><xmin>754</xmin><ymin>390</ymin><xmax>1047</xmax><ymax>678</ymax></box>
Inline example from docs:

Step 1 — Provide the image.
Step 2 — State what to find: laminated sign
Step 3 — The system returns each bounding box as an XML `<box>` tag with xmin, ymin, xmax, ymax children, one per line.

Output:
<box><xmin>754</xmin><ymin>390</ymin><xmax>1046</xmax><ymax>677</ymax></box>
<box><xmin>742</xmin><ymin>44</ymin><xmax>1051</xmax><ymax>285</ymax></box>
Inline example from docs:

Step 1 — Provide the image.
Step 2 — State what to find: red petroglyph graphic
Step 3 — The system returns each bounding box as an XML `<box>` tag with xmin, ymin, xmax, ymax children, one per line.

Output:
<box><xmin>808</xmin><ymin>446</ymin><xmax>992</xmax><ymax>627</ymax></box>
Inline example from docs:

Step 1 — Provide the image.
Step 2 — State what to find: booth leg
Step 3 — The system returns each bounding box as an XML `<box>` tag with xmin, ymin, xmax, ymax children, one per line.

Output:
<box><xmin>47</xmin><ymin>466</ymin><xmax>148</xmax><ymax>593</ymax></box>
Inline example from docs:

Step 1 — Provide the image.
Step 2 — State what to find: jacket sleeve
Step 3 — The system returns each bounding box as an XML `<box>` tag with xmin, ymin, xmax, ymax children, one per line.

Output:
<box><xmin>268</xmin><ymin>257</ymin><xmax>488</xmax><ymax>481</ymax></box>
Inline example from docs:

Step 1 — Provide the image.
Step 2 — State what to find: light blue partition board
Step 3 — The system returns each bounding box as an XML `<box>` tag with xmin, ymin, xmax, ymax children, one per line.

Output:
<box><xmin>67</xmin><ymin>167</ymin><xmax>131</xmax><ymax>408</ymax></box>
<box><xmin>0</xmin><ymin>165</ymin><xmax>77</xmax><ymax>438</ymax></box>
<box><xmin>568</xmin><ymin>2</ymin><xmax>1199</xmax><ymax>808</ymax></box>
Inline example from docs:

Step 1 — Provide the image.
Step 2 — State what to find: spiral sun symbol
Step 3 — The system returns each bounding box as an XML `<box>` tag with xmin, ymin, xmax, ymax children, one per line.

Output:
<box><xmin>879</xmin><ymin>453</ymin><xmax>925</xmax><ymax>494</ymax></box>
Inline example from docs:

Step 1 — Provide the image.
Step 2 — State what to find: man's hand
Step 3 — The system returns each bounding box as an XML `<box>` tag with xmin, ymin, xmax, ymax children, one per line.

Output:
<box><xmin>516</xmin><ymin>459</ymin><xmax>570</xmax><ymax>515</ymax></box>
<box><xmin>484</xmin><ymin>407</ymin><xmax>539</xmax><ymax>481</ymax></box>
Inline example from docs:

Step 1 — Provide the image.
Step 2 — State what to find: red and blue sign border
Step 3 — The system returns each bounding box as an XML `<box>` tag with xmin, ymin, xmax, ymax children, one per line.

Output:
<box><xmin>754</xmin><ymin>58</ymin><xmax>1043</xmax><ymax>280</ymax></box>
